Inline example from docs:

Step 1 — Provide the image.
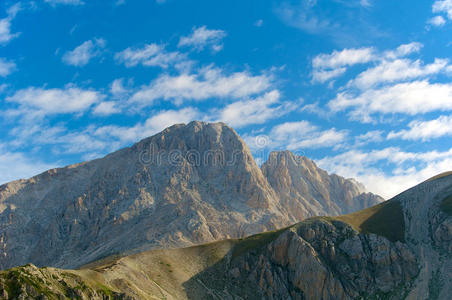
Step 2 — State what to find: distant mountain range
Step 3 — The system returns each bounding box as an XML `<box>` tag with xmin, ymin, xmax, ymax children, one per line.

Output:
<box><xmin>0</xmin><ymin>121</ymin><xmax>382</xmax><ymax>271</ymax></box>
<box><xmin>1</xmin><ymin>171</ymin><xmax>451</xmax><ymax>299</ymax></box>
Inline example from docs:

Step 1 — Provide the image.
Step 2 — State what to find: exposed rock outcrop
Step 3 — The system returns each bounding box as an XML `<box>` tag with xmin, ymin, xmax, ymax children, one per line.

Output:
<box><xmin>0</xmin><ymin>121</ymin><xmax>381</xmax><ymax>270</ymax></box>
<box><xmin>262</xmin><ymin>151</ymin><xmax>382</xmax><ymax>219</ymax></box>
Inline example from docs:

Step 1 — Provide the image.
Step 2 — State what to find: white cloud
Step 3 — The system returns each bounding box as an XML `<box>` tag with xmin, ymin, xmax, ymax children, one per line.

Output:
<box><xmin>428</xmin><ymin>15</ymin><xmax>446</xmax><ymax>27</ymax></box>
<box><xmin>62</xmin><ymin>38</ymin><xmax>106</xmax><ymax>67</ymax></box>
<box><xmin>130</xmin><ymin>66</ymin><xmax>272</xmax><ymax>105</ymax></box>
<box><xmin>313</xmin><ymin>43</ymin><xmax>425</xmax><ymax>84</ymax></box>
<box><xmin>383</xmin><ymin>42</ymin><xmax>423</xmax><ymax>59</ymax></box>
<box><xmin>355</xmin><ymin>130</ymin><xmax>384</xmax><ymax>146</ymax></box>
<box><xmin>0</xmin><ymin>148</ymin><xmax>55</xmax><ymax>184</ymax></box>
<box><xmin>329</xmin><ymin>81</ymin><xmax>452</xmax><ymax>122</ymax></box>
<box><xmin>6</xmin><ymin>86</ymin><xmax>104</xmax><ymax>116</ymax></box>
<box><xmin>260</xmin><ymin>121</ymin><xmax>348</xmax><ymax>150</ymax></box>
<box><xmin>313</xmin><ymin>47</ymin><xmax>375</xmax><ymax>70</ymax></box>
<box><xmin>360</xmin><ymin>0</ymin><xmax>372</xmax><ymax>7</ymax></box>
<box><xmin>311</xmin><ymin>47</ymin><xmax>375</xmax><ymax>82</ymax></box>
<box><xmin>254</xmin><ymin>19</ymin><xmax>264</xmax><ymax>27</ymax></box>
<box><xmin>178</xmin><ymin>26</ymin><xmax>227</xmax><ymax>52</ymax></box>
<box><xmin>433</xmin><ymin>0</ymin><xmax>452</xmax><ymax>20</ymax></box>
<box><xmin>92</xmin><ymin>102</ymin><xmax>121</xmax><ymax>116</ymax></box>
<box><xmin>0</xmin><ymin>58</ymin><xmax>16</xmax><ymax>76</ymax></box>
<box><xmin>93</xmin><ymin>108</ymin><xmax>200</xmax><ymax>144</ymax></box>
<box><xmin>317</xmin><ymin>147</ymin><xmax>452</xmax><ymax>198</ymax></box>
<box><xmin>275</xmin><ymin>0</ymin><xmax>331</xmax><ymax>34</ymax></box>
<box><xmin>216</xmin><ymin>90</ymin><xmax>298</xmax><ymax>128</ymax></box>
<box><xmin>44</xmin><ymin>0</ymin><xmax>84</xmax><ymax>5</ymax></box>
<box><xmin>388</xmin><ymin>115</ymin><xmax>452</xmax><ymax>141</ymax></box>
<box><xmin>349</xmin><ymin>58</ymin><xmax>448</xmax><ymax>89</ymax></box>
<box><xmin>115</xmin><ymin>43</ymin><xmax>186</xmax><ymax>68</ymax></box>
<box><xmin>0</xmin><ymin>3</ymin><xmax>21</xmax><ymax>44</ymax></box>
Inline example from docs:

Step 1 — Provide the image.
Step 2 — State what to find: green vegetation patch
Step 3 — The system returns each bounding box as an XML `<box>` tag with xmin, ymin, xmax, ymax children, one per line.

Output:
<box><xmin>440</xmin><ymin>195</ymin><xmax>452</xmax><ymax>216</ymax></box>
<box><xmin>333</xmin><ymin>200</ymin><xmax>405</xmax><ymax>243</ymax></box>
<box><xmin>232</xmin><ymin>226</ymin><xmax>291</xmax><ymax>259</ymax></box>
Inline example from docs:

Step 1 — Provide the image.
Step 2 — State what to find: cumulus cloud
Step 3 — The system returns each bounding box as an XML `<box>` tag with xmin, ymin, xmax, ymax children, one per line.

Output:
<box><xmin>6</xmin><ymin>85</ymin><xmax>104</xmax><ymax>117</ymax></box>
<box><xmin>428</xmin><ymin>15</ymin><xmax>446</xmax><ymax>27</ymax></box>
<box><xmin>432</xmin><ymin>0</ymin><xmax>452</xmax><ymax>20</ymax></box>
<box><xmin>313</xmin><ymin>47</ymin><xmax>375</xmax><ymax>70</ymax></box>
<box><xmin>312</xmin><ymin>42</ymin><xmax>425</xmax><ymax>84</ymax></box>
<box><xmin>0</xmin><ymin>3</ymin><xmax>21</xmax><ymax>44</ymax></box>
<box><xmin>329</xmin><ymin>81</ymin><xmax>452</xmax><ymax>122</ymax></box>
<box><xmin>62</xmin><ymin>38</ymin><xmax>106</xmax><ymax>67</ymax></box>
<box><xmin>130</xmin><ymin>66</ymin><xmax>272</xmax><ymax>105</ymax></box>
<box><xmin>312</xmin><ymin>47</ymin><xmax>375</xmax><ymax>82</ymax></box>
<box><xmin>216</xmin><ymin>90</ymin><xmax>298</xmax><ymax>128</ymax></box>
<box><xmin>388</xmin><ymin>115</ymin><xmax>452</xmax><ymax>141</ymax></box>
<box><xmin>349</xmin><ymin>58</ymin><xmax>448</xmax><ymax>89</ymax></box>
<box><xmin>115</xmin><ymin>43</ymin><xmax>186</xmax><ymax>68</ymax></box>
<box><xmin>0</xmin><ymin>58</ymin><xmax>16</xmax><ymax>76</ymax></box>
<box><xmin>178</xmin><ymin>26</ymin><xmax>227</xmax><ymax>52</ymax></box>
<box><xmin>317</xmin><ymin>147</ymin><xmax>452</xmax><ymax>198</ymax></box>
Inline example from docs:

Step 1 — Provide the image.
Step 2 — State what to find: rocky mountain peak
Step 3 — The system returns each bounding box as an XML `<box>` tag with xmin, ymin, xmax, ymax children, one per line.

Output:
<box><xmin>0</xmin><ymin>122</ymin><xmax>381</xmax><ymax>270</ymax></box>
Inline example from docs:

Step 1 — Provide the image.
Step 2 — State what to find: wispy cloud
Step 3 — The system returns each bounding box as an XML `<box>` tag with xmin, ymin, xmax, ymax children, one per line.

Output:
<box><xmin>62</xmin><ymin>38</ymin><xmax>106</xmax><ymax>67</ymax></box>
<box><xmin>245</xmin><ymin>120</ymin><xmax>348</xmax><ymax>151</ymax></box>
<box><xmin>0</xmin><ymin>58</ymin><xmax>16</xmax><ymax>76</ymax></box>
<box><xmin>178</xmin><ymin>26</ymin><xmax>227</xmax><ymax>52</ymax></box>
<box><xmin>115</xmin><ymin>43</ymin><xmax>187</xmax><ymax>68</ymax></box>
<box><xmin>44</xmin><ymin>0</ymin><xmax>85</xmax><ymax>6</ymax></box>
<box><xmin>329</xmin><ymin>81</ymin><xmax>452</xmax><ymax>122</ymax></box>
<box><xmin>312</xmin><ymin>47</ymin><xmax>375</xmax><ymax>82</ymax></box>
<box><xmin>6</xmin><ymin>85</ymin><xmax>104</xmax><ymax>118</ymax></box>
<box><xmin>130</xmin><ymin>65</ymin><xmax>273</xmax><ymax>106</ymax></box>
<box><xmin>388</xmin><ymin>115</ymin><xmax>452</xmax><ymax>141</ymax></box>
<box><xmin>318</xmin><ymin>147</ymin><xmax>452</xmax><ymax>198</ymax></box>
<box><xmin>0</xmin><ymin>147</ymin><xmax>55</xmax><ymax>184</ymax></box>
<box><xmin>0</xmin><ymin>3</ymin><xmax>21</xmax><ymax>45</ymax></box>
<box><xmin>215</xmin><ymin>90</ymin><xmax>299</xmax><ymax>128</ymax></box>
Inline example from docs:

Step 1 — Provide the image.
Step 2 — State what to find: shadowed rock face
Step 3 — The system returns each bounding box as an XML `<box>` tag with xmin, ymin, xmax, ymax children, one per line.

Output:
<box><xmin>0</xmin><ymin>121</ymin><xmax>381</xmax><ymax>270</ymax></box>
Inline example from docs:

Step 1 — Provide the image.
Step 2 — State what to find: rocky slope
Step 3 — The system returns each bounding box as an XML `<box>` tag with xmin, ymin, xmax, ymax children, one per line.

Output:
<box><xmin>1</xmin><ymin>172</ymin><xmax>451</xmax><ymax>299</ymax></box>
<box><xmin>0</xmin><ymin>121</ymin><xmax>381</xmax><ymax>270</ymax></box>
<box><xmin>262</xmin><ymin>150</ymin><xmax>382</xmax><ymax>220</ymax></box>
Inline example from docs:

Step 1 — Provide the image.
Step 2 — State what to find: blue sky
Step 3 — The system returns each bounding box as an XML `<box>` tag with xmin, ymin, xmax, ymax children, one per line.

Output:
<box><xmin>1</xmin><ymin>0</ymin><xmax>452</xmax><ymax>198</ymax></box>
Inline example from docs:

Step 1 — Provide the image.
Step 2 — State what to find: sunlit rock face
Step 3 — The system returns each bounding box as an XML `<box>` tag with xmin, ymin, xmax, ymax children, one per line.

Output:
<box><xmin>0</xmin><ymin>121</ymin><xmax>381</xmax><ymax>270</ymax></box>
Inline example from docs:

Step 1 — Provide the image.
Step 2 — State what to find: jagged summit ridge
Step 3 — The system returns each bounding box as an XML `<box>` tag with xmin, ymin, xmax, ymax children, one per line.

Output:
<box><xmin>0</xmin><ymin>121</ymin><xmax>381</xmax><ymax>270</ymax></box>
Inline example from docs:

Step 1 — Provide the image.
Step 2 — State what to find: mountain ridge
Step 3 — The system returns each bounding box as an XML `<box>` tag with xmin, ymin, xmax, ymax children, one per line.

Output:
<box><xmin>0</xmin><ymin>121</ymin><xmax>382</xmax><ymax>270</ymax></box>
<box><xmin>1</xmin><ymin>171</ymin><xmax>451</xmax><ymax>299</ymax></box>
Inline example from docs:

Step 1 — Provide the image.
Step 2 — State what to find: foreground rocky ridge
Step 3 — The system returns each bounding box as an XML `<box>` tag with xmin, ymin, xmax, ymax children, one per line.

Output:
<box><xmin>1</xmin><ymin>172</ymin><xmax>451</xmax><ymax>299</ymax></box>
<box><xmin>0</xmin><ymin>121</ymin><xmax>382</xmax><ymax>270</ymax></box>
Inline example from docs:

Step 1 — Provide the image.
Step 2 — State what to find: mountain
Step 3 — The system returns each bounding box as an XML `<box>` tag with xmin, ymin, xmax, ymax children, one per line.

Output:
<box><xmin>262</xmin><ymin>150</ymin><xmax>382</xmax><ymax>219</ymax></box>
<box><xmin>1</xmin><ymin>172</ymin><xmax>451</xmax><ymax>299</ymax></box>
<box><xmin>0</xmin><ymin>121</ymin><xmax>382</xmax><ymax>270</ymax></box>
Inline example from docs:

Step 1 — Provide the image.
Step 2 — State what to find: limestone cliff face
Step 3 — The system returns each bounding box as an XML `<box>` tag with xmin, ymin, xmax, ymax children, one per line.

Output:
<box><xmin>0</xmin><ymin>121</ymin><xmax>380</xmax><ymax>270</ymax></box>
<box><xmin>262</xmin><ymin>151</ymin><xmax>382</xmax><ymax>220</ymax></box>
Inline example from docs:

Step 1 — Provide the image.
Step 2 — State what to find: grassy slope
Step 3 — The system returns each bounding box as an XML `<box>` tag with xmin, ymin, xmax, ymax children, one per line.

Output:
<box><xmin>0</xmin><ymin>198</ymin><xmax>408</xmax><ymax>298</ymax></box>
<box><xmin>426</xmin><ymin>171</ymin><xmax>452</xmax><ymax>182</ymax></box>
<box><xmin>331</xmin><ymin>200</ymin><xmax>405</xmax><ymax>242</ymax></box>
